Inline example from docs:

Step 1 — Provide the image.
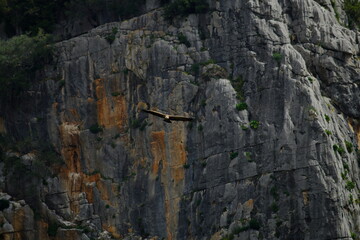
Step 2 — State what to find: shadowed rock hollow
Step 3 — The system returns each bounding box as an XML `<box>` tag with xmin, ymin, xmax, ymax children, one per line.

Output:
<box><xmin>0</xmin><ymin>0</ymin><xmax>360</xmax><ymax>239</ymax></box>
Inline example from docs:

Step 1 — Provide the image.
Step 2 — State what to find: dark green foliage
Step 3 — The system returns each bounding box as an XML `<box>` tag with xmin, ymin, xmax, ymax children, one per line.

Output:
<box><xmin>0</xmin><ymin>31</ymin><xmax>52</xmax><ymax>101</ymax></box>
<box><xmin>201</xmin><ymin>59</ymin><xmax>216</xmax><ymax>66</ymax></box>
<box><xmin>200</xmin><ymin>99</ymin><xmax>206</xmax><ymax>107</ymax></box>
<box><xmin>345</xmin><ymin>141</ymin><xmax>353</xmax><ymax>153</ymax></box>
<box><xmin>111</xmin><ymin>92</ymin><xmax>121</xmax><ymax>97</ymax></box>
<box><xmin>270</xmin><ymin>202</ymin><xmax>279</xmax><ymax>212</ymax></box>
<box><xmin>105</xmin><ymin>27</ymin><xmax>118</xmax><ymax>44</ymax></box>
<box><xmin>248</xmin><ymin>219</ymin><xmax>261</xmax><ymax>230</ymax></box>
<box><xmin>324</xmin><ymin>114</ymin><xmax>330</xmax><ymax>122</ymax></box>
<box><xmin>191</xmin><ymin>63</ymin><xmax>200</xmax><ymax>75</ymax></box>
<box><xmin>231</xmin><ymin>76</ymin><xmax>245</xmax><ymax>101</ymax></box>
<box><xmin>250</xmin><ymin>120</ymin><xmax>260</xmax><ymax>129</ymax></box>
<box><xmin>233</xmin><ymin>225</ymin><xmax>249</xmax><ymax>234</ymax></box>
<box><xmin>324</xmin><ymin>129</ymin><xmax>332</xmax><ymax>136</ymax></box>
<box><xmin>47</xmin><ymin>223</ymin><xmax>59</xmax><ymax>237</ymax></box>
<box><xmin>236</xmin><ymin>102</ymin><xmax>247</xmax><ymax>111</ymax></box>
<box><xmin>89</xmin><ymin>123</ymin><xmax>103</xmax><ymax>134</ymax></box>
<box><xmin>183</xmin><ymin>163</ymin><xmax>190</xmax><ymax>169</ymax></box>
<box><xmin>178</xmin><ymin>33</ymin><xmax>191</xmax><ymax>47</ymax></box>
<box><xmin>241</xmin><ymin>125</ymin><xmax>249</xmax><ymax>130</ymax></box>
<box><xmin>344</xmin><ymin>0</ymin><xmax>360</xmax><ymax>28</ymax></box>
<box><xmin>198</xmin><ymin>124</ymin><xmax>203</xmax><ymax>132</ymax></box>
<box><xmin>333</xmin><ymin>144</ymin><xmax>346</xmax><ymax>156</ymax></box>
<box><xmin>229</xmin><ymin>152</ymin><xmax>238</xmax><ymax>160</ymax></box>
<box><xmin>338</xmin><ymin>146</ymin><xmax>346</xmax><ymax>156</ymax></box>
<box><xmin>272</xmin><ymin>52</ymin><xmax>283</xmax><ymax>64</ymax></box>
<box><xmin>112</xmin><ymin>0</ymin><xmax>146</xmax><ymax>19</ymax></box>
<box><xmin>346</xmin><ymin>180</ymin><xmax>356</xmax><ymax>191</ymax></box>
<box><xmin>37</xmin><ymin>146</ymin><xmax>63</xmax><ymax>166</ymax></box>
<box><xmin>0</xmin><ymin>199</ymin><xmax>10</xmax><ymax>211</ymax></box>
<box><xmin>244</xmin><ymin>152</ymin><xmax>252</xmax><ymax>162</ymax></box>
<box><xmin>0</xmin><ymin>0</ymin><xmax>63</xmax><ymax>36</ymax></box>
<box><xmin>221</xmin><ymin>234</ymin><xmax>234</xmax><ymax>240</ymax></box>
<box><xmin>0</xmin><ymin>0</ymin><xmax>147</xmax><ymax>38</ymax></box>
<box><xmin>270</xmin><ymin>186</ymin><xmax>279</xmax><ymax>201</ymax></box>
<box><xmin>163</xmin><ymin>0</ymin><xmax>209</xmax><ymax>21</ymax></box>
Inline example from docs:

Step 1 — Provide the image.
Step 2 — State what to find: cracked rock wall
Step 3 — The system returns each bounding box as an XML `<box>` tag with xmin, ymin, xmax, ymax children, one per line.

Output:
<box><xmin>1</xmin><ymin>0</ymin><xmax>360</xmax><ymax>239</ymax></box>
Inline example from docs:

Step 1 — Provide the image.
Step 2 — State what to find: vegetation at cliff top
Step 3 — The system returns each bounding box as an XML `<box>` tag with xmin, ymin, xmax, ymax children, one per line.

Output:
<box><xmin>163</xmin><ymin>0</ymin><xmax>209</xmax><ymax>21</ymax></box>
<box><xmin>344</xmin><ymin>0</ymin><xmax>360</xmax><ymax>28</ymax></box>
<box><xmin>0</xmin><ymin>30</ymin><xmax>52</xmax><ymax>100</ymax></box>
<box><xmin>0</xmin><ymin>0</ymin><xmax>146</xmax><ymax>37</ymax></box>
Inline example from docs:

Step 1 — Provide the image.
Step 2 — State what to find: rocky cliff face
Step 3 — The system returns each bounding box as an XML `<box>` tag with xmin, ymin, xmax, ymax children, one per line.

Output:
<box><xmin>1</xmin><ymin>0</ymin><xmax>360</xmax><ymax>239</ymax></box>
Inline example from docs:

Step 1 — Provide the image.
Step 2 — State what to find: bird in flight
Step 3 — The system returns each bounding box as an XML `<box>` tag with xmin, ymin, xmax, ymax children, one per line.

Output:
<box><xmin>142</xmin><ymin>109</ymin><xmax>194</xmax><ymax>123</ymax></box>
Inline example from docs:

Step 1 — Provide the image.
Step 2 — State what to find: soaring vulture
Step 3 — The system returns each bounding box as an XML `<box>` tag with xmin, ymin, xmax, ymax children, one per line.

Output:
<box><xmin>142</xmin><ymin>109</ymin><xmax>194</xmax><ymax>123</ymax></box>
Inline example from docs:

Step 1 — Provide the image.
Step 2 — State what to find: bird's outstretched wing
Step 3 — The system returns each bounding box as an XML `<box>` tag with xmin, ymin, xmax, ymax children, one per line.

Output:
<box><xmin>169</xmin><ymin>115</ymin><xmax>194</xmax><ymax>121</ymax></box>
<box><xmin>142</xmin><ymin>109</ymin><xmax>166</xmax><ymax>118</ymax></box>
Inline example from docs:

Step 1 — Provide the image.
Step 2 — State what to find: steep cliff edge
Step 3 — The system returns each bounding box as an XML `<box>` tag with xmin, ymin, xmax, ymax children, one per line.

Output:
<box><xmin>1</xmin><ymin>0</ymin><xmax>360</xmax><ymax>239</ymax></box>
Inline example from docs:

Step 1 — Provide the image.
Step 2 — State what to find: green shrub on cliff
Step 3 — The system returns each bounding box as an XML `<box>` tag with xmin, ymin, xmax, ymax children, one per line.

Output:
<box><xmin>163</xmin><ymin>0</ymin><xmax>209</xmax><ymax>21</ymax></box>
<box><xmin>0</xmin><ymin>30</ymin><xmax>52</xmax><ymax>100</ymax></box>
<box><xmin>345</xmin><ymin>0</ymin><xmax>360</xmax><ymax>28</ymax></box>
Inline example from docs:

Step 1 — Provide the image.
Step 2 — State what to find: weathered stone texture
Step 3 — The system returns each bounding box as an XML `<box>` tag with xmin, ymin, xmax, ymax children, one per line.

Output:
<box><xmin>1</xmin><ymin>0</ymin><xmax>360</xmax><ymax>239</ymax></box>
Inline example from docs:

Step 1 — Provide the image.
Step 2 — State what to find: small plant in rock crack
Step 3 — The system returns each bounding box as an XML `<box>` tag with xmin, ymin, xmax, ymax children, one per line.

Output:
<box><xmin>236</xmin><ymin>102</ymin><xmax>247</xmax><ymax>111</ymax></box>
<box><xmin>250</xmin><ymin>120</ymin><xmax>260</xmax><ymax>129</ymax></box>
<box><xmin>324</xmin><ymin>129</ymin><xmax>332</xmax><ymax>136</ymax></box>
<box><xmin>333</xmin><ymin>144</ymin><xmax>346</xmax><ymax>156</ymax></box>
<box><xmin>105</xmin><ymin>27</ymin><xmax>118</xmax><ymax>44</ymax></box>
<box><xmin>89</xmin><ymin>123</ymin><xmax>103</xmax><ymax>134</ymax></box>
<box><xmin>229</xmin><ymin>151</ymin><xmax>238</xmax><ymax>160</ymax></box>
<box><xmin>183</xmin><ymin>163</ymin><xmax>190</xmax><ymax>169</ymax></box>
<box><xmin>345</xmin><ymin>141</ymin><xmax>353</xmax><ymax>153</ymax></box>
<box><xmin>178</xmin><ymin>32</ymin><xmax>191</xmax><ymax>47</ymax></box>
<box><xmin>270</xmin><ymin>202</ymin><xmax>279</xmax><ymax>213</ymax></box>
<box><xmin>324</xmin><ymin>114</ymin><xmax>331</xmax><ymax>123</ymax></box>
<box><xmin>272</xmin><ymin>52</ymin><xmax>283</xmax><ymax>64</ymax></box>
<box><xmin>244</xmin><ymin>152</ymin><xmax>252</xmax><ymax>162</ymax></box>
<box><xmin>345</xmin><ymin>180</ymin><xmax>356</xmax><ymax>191</ymax></box>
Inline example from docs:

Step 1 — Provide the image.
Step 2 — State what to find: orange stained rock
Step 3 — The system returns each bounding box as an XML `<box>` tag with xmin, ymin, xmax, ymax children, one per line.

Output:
<box><xmin>59</xmin><ymin>122</ymin><xmax>81</xmax><ymax>173</ymax></box>
<box><xmin>348</xmin><ymin>119</ymin><xmax>360</xmax><ymax>149</ymax></box>
<box><xmin>103</xmin><ymin>225</ymin><xmax>122</xmax><ymax>239</ymax></box>
<box><xmin>95</xmin><ymin>78</ymin><xmax>127</xmax><ymax>130</ymax></box>
<box><xmin>37</xmin><ymin>220</ymin><xmax>50</xmax><ymax>240</ymax></box>
<box><xmin>150</xmin><ymin>131</ymin><xmax>166</xmax><ymax>176</ymax></box>
<box><xmin>96</xmin><ymin>179</ymin><xmax>113</xmax><ymax>201</ymax></box>
<box><xmin>244</xmin><ymin>199</ymin><xmax>254</xmax><ymax>209</ymax></box>
<box><xmin>11</xmin><ymin>208</ymin><xmax>26</xmax><ymax>240</ymax></box>
<box><xmin>149</xmin><ymin>126</ymin><xmax>187</xmax><ymax>240</ymax></box>
<box><xmin>169</xmin><ymin>130</ymin><xmax>187</xmax><ymax>183</ymax></box>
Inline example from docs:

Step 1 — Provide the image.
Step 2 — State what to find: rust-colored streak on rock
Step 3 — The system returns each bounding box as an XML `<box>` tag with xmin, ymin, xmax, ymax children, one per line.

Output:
<box><xmin>149</xmin><ymin>125</ymin><xmax>187</xmax><ymax>240</ymax></box>
<box><xmin>59</xmin><ymin>122</ymin><xmax>81</xmax><ymax>173</ymax></box>
<box><xmin>82</xmin><ymin>173</ymin><xmax>101</xmax><ymax>203</ymax></box>
<box><xmin>95</xmin><ymin>78</ymin><xmax>127</xmax><ymax>130</ymax></box>
<box><xmin>348</xmin><ymin>119</ymin><xmax>360</xmax><ymax>149</ymax></box>
<box><xmin>102</xmin><ymin>225</ymin><xmax>122</xmax><ymax>239</ymax></box>
<box><xmin>169</xmin><ymin>130</ymin><xmax>187</xmax><ymax>183</ymax></box>
<box><xmin>37</xmin><ymin>220</ymin><xmax>49</xmax><ymax>240</ymax></box>
<box><xmin>150</xmin><ymin>131</ymin><xmax>166</xmax><ymax>176</ymax></box>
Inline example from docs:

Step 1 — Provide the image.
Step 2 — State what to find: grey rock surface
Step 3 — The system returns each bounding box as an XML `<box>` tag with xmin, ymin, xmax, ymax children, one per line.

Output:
<box><xmin>0</xmin><ymin>0</ymin><xmax>359</xmax><ymax>239</ymax></box>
